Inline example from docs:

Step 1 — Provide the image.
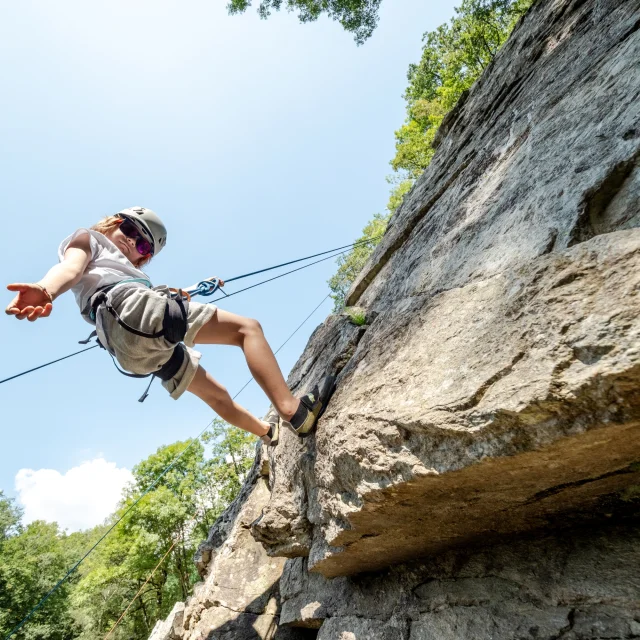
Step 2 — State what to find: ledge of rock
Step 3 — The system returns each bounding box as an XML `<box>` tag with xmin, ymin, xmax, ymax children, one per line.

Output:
<box><xmin>279</xmin><ymin>515</ymin><xmax>640</xmax><ymax>639</ymax></box>
<box><xmin>250</xmin><ymin>0</ymin><xmax>640</xmax><ymax>578</ymax></box>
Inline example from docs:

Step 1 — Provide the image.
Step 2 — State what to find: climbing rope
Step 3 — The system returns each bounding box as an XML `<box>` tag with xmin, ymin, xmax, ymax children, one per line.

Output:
<box><xmin>225</xmin><ymin>237</ymin><xmax>379</xmax><ymax>283</ymax></box>
<box><xmin>103</xmin><ymin>509</ymin><xmax>203</xmax><ymax>640</ymax></box>
<box><xmin>0</xmin><ymin>345</ymin><xmax>99</xmax><ymax>385</ymax></box>
<box><xmin>104</xmin><ymin>541</ymin><xmax>179</xmax><ymax>640</ymax></box>
<box><xmin>3</xmin><ymin>293</ymin><xmax>332</xmax><ymax>640</ymax></box>
<box><xmin>0</xmin><ymin>237</ymin><xmax>378</xmax><ymax>386</ymax></box>
<box><xmin>206</xmin><ymin>246</ymin><xmax>356</xmax><ymax>303</ymax></box>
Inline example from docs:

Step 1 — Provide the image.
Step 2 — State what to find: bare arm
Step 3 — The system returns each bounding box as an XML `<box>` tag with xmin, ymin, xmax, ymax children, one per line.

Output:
<box><xmin>5</xmin><ymin>233</ymin><xmax>93</xmax><ymax>321</ymax></box>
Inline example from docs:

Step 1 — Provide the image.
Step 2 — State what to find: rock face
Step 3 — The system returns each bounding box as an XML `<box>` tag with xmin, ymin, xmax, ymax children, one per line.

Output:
<box><xmin>149</xmin><ymin>448</ymin><xmax>305</xmax><ymax>640</ymax></box>
<box><xmin>280</xmin><ymin>518</ymin><xmax>640</xmax><ymax>639</ymax></box>
<box><xmin>252</xmin><ymin>0</ymin><xmax>640</xmax><ymax>578</ymax></box>
<box><xmin>148</xmin><ymin>0</ymin><xmax>640</xmax><ymax>636</ymax></box>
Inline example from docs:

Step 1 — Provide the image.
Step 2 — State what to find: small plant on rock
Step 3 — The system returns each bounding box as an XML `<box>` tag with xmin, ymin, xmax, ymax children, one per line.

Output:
<box><xmin>344</xmin><ymin>307</ymin><xmax>367</xmax><ymax>326</ymax></box>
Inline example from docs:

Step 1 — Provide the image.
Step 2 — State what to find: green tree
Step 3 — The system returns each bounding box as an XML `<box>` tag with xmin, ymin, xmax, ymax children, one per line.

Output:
<box><xmin>0</xmin><ymin>424</ymin><xmax>256</xmax><ymax>640</ymax></box>
<box><xmin>0</xmin><ymin>491</ymin><xmax>22</xmax><ymax>541</ymax></box>
<box><xmin>227</xmin><ymin>0</ymin><xmax>383</xmax><ymax>44</ymax></box>
<box><xmin>202</xmin><ymin>418</ymin><xmax>257</xmax><ymax>514</ymax></box>
<box><xmin>70</xmin><ymin>427</ymin><xmax>256</xmax><ymax>639</ymax></box>
<box><xmin>392</xmin><ymin>0</ymin><xmax>533</xmax><ymax>177</ymax></box>
<box><xmin>71</xmin><ymin>441</ymin><xmax>212</xmax><ymax>639</ymax></box>
<box><xmin>0</xmin><ymin>518</ymin><xmax>78</xmax><ymax>640</ymax></box>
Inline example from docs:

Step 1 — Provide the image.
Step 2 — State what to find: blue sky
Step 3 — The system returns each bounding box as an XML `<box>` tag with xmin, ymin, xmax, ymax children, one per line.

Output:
<box><xmin>0</xmin><ymin>0</ymin><xmax>457</xmax><ymax>530</ymax></box>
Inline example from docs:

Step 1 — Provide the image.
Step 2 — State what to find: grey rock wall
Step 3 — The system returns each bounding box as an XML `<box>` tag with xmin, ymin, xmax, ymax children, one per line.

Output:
<box><xmin>251</xmin><ymin>0</ymin><xmax>640</xmax><ymax>579</ymax></box>
<box><xmin>281</xmin><ymin>517</ymin><xmax>640</xmax><ymax>639</ymax></box>
<box><xmin>148</xmin><ymin>0</ymin><xmax>640</xmax><ymax>636</ymax></box>
<box><xmin>148</xmin><ymin>449</ymin><xmax>302</xmax><ymax>640</ymax></box>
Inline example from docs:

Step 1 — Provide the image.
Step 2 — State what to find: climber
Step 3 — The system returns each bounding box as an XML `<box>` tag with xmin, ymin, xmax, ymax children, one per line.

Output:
<box><xmin>4</xmin><ymin>207</ymin><xmax>334</xmax><ymax>446</ymax></box>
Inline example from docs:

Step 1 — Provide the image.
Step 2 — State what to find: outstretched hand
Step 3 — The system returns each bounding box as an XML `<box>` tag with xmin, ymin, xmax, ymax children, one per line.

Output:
<box><xmin>5</xmin><ymin>284</ymin><xmax>53</xmax><ymax>321</ymax></box>
<box><xmin>209</xmin><ymin>276</ymin><xmax>224</xmax><ymax>287</ymax></box>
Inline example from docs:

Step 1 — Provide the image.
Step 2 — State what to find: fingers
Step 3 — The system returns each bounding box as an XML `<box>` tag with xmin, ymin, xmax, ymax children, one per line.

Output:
<box><xmin>11</xmin><ymin>305</ymin><xmax>34</xmax><ymax>320</ymax></box>
<box><xmin>5</xmin><ymin>304</ymin><xmax>52</xmax><ymax>321</ymax></box>
<box><xmin>27</xmin><ymin>303</ymin><xmax>52</xmax><ymax>321</ymax></box>
<box><xmin>219</xmin><ymin>279</ymin><xmax>225</xmax><ymax>287</ymax></box>
<box><xmin>6</xmin><ymin>283</ymin><xmax>32</xmax><ymax>292</ymax></box>
<box><xmin>5</xmin><ymin>295</ymin><xmax>20</xmax><ymax>315</ymax></box>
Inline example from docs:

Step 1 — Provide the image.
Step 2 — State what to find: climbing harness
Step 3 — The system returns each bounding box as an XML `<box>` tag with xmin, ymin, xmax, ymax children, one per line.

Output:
<box><xmin>75</xmin><ymin>244</ymin><xmax>367</xmax><ymax>402</ymax></box>
<box><xmin>79</xmin><ymin>279</ymin><xmax>191</xmax><ymax>402</ymax></box>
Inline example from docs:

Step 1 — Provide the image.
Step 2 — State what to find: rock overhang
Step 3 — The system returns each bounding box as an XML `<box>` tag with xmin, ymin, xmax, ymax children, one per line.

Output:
<box><xmin>251</xmin><ymin>0</ymin><xmax>640</xmax><ymax>580</ymax></box>
<box><xmin>305</xmin><ymin>230</ymin><xmax>640</xmax><ymax>577</ymax></box>
<box><xmin>253</xmin><ymin>227</ymin><xmax>640</xmax><ymax>578</ymax></box>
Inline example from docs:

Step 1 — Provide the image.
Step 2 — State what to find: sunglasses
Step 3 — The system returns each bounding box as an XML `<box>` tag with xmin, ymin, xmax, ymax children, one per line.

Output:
<box><xmin>119</xmin><ymin>218</ymin><xmax>154</xmax><ymax>257</ymax></box>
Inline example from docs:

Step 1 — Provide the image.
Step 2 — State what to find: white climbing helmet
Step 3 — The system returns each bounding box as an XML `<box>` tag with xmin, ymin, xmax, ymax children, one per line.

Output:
<box><xmin>116</xmin><ymin>207</ymin><xmax>168</xmax><ymax>256</ymax></box>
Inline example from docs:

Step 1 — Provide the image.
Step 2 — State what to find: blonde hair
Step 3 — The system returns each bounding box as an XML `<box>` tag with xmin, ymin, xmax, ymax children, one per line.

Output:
<box><xmin>91</xmin><ymin>215</ymin><xmax>152</xmax><ymax>268</ymax></box>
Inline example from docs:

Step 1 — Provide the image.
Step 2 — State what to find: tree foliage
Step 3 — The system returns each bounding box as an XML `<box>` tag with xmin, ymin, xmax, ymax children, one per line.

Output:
<box><xmin>0</xmin><ymin>491</ymin><xmax>22</xmax><ymax>541</ymax></box>
<box><xmin>0</xmin><ymin>423</ymin><xmax>256</xmax><ymax>640</ymax></box>
<box><xmin>392</xmin><ymin>0</ymin><xmax>533</xmax><ymax>177</ymax></box>
<box><xmin>0</xmin><ymin>509</ymin><xmax>79</xmax><ymax>640</ymax></box>
<box><xmin>227</xmin><ymin>0</ymin><xmax>383</xmax><ymax>44</ymax></box>
<box><xmin>202</xmin><ymin>418</ymin><xmax>256</xmax><ymax>514</ymax></box>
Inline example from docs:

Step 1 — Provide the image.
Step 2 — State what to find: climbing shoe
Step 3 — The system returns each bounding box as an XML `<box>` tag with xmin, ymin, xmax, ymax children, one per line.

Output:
<box><xmin>283</xmin><ymin>375</ymin><xmax>336</xmax><ymax>438</ymax></box>
<box><xmin>260</xmin><ymin>408</ymin><xmax>280</xmax><ymax>447</ymax></box>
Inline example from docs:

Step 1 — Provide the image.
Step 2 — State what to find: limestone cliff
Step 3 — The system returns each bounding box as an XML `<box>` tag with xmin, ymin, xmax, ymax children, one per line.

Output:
<box><xmin>149</xmin><ymin>0</ymin><xmax>640</xmax><ymax>636</ymax></box>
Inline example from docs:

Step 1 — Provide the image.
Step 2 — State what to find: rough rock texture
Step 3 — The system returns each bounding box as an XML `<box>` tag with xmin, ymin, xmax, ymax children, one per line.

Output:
<box><xmin>150</xmin><ymin>448</ymin><xmax>313</xmax><ymax>640</ymax></box>
<box><xmin>149</xmin><ymin>0</ymin><xmax>640</xmax><ymax>637</ymax></box>
<box><xmin>280</xmin><ymin>516</ymin><xmax>640</xmax><ymax>639</ymax></box>
<box><xmin>149</xmin><ymin>603</ymin><xmax>186</xmax><ymax>640</ymax></box>
<box><xmin>251</xmin><ymin>0</ymin><xmax>640</xmax><ymax>578</ymax></box>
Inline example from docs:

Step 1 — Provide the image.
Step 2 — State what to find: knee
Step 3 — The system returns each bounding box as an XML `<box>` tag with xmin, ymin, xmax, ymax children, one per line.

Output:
<box><xmin>239</xmin><ymin>317</ymin><xmax>263</xmax><ymax>339</ymax></box>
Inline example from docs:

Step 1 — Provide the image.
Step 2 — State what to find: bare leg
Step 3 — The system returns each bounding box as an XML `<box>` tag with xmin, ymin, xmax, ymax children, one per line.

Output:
<box><xmin>193</xmin><ymin>308</ymin><xmax>299</xmax><ymax>421</ymax></box>
<box><xmin>187</xmin><ymin>365</ymin><xmax>271</xmax><ymax>437</ymax></box>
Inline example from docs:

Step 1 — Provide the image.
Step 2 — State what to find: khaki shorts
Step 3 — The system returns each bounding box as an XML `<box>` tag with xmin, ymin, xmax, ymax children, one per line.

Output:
<box><xmin>95</xmin><ymin>284</ymin><xmax>217</xmax><ymax>399</ymax></box>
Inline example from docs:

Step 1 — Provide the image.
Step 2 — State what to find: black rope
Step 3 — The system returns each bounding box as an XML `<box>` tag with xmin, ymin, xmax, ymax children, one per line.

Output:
<box><xmin>0</xmin><ymin>345</ymin><xmax>99</xmax><ymax>385</ymax></box>
<box><xmin>223</xmin><ymin>236</ymin><xmax>381</xmax><ymax>283</ymax></box>
<box><xmin>3</xmin><ymin>293</ymin><xmax>332</xmax><ymax>640</ymax></box>
<box><xmin>208</xmin><ymin>246</ymin><xmax>354</xmax><ymax>304</ymax></box>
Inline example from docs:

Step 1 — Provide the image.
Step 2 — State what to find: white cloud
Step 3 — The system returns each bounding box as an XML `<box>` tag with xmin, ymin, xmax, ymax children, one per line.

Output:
<box><xmin>15</xmin><ymin>458</ymin><xmax>133</xmax><ymax>532</ymax></box>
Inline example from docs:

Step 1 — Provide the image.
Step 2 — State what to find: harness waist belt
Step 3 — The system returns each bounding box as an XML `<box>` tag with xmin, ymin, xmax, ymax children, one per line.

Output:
<box><xmin>89</xmin><ymin>283</ymin><xmax>189</xmax><ymax>344</ymax></box>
